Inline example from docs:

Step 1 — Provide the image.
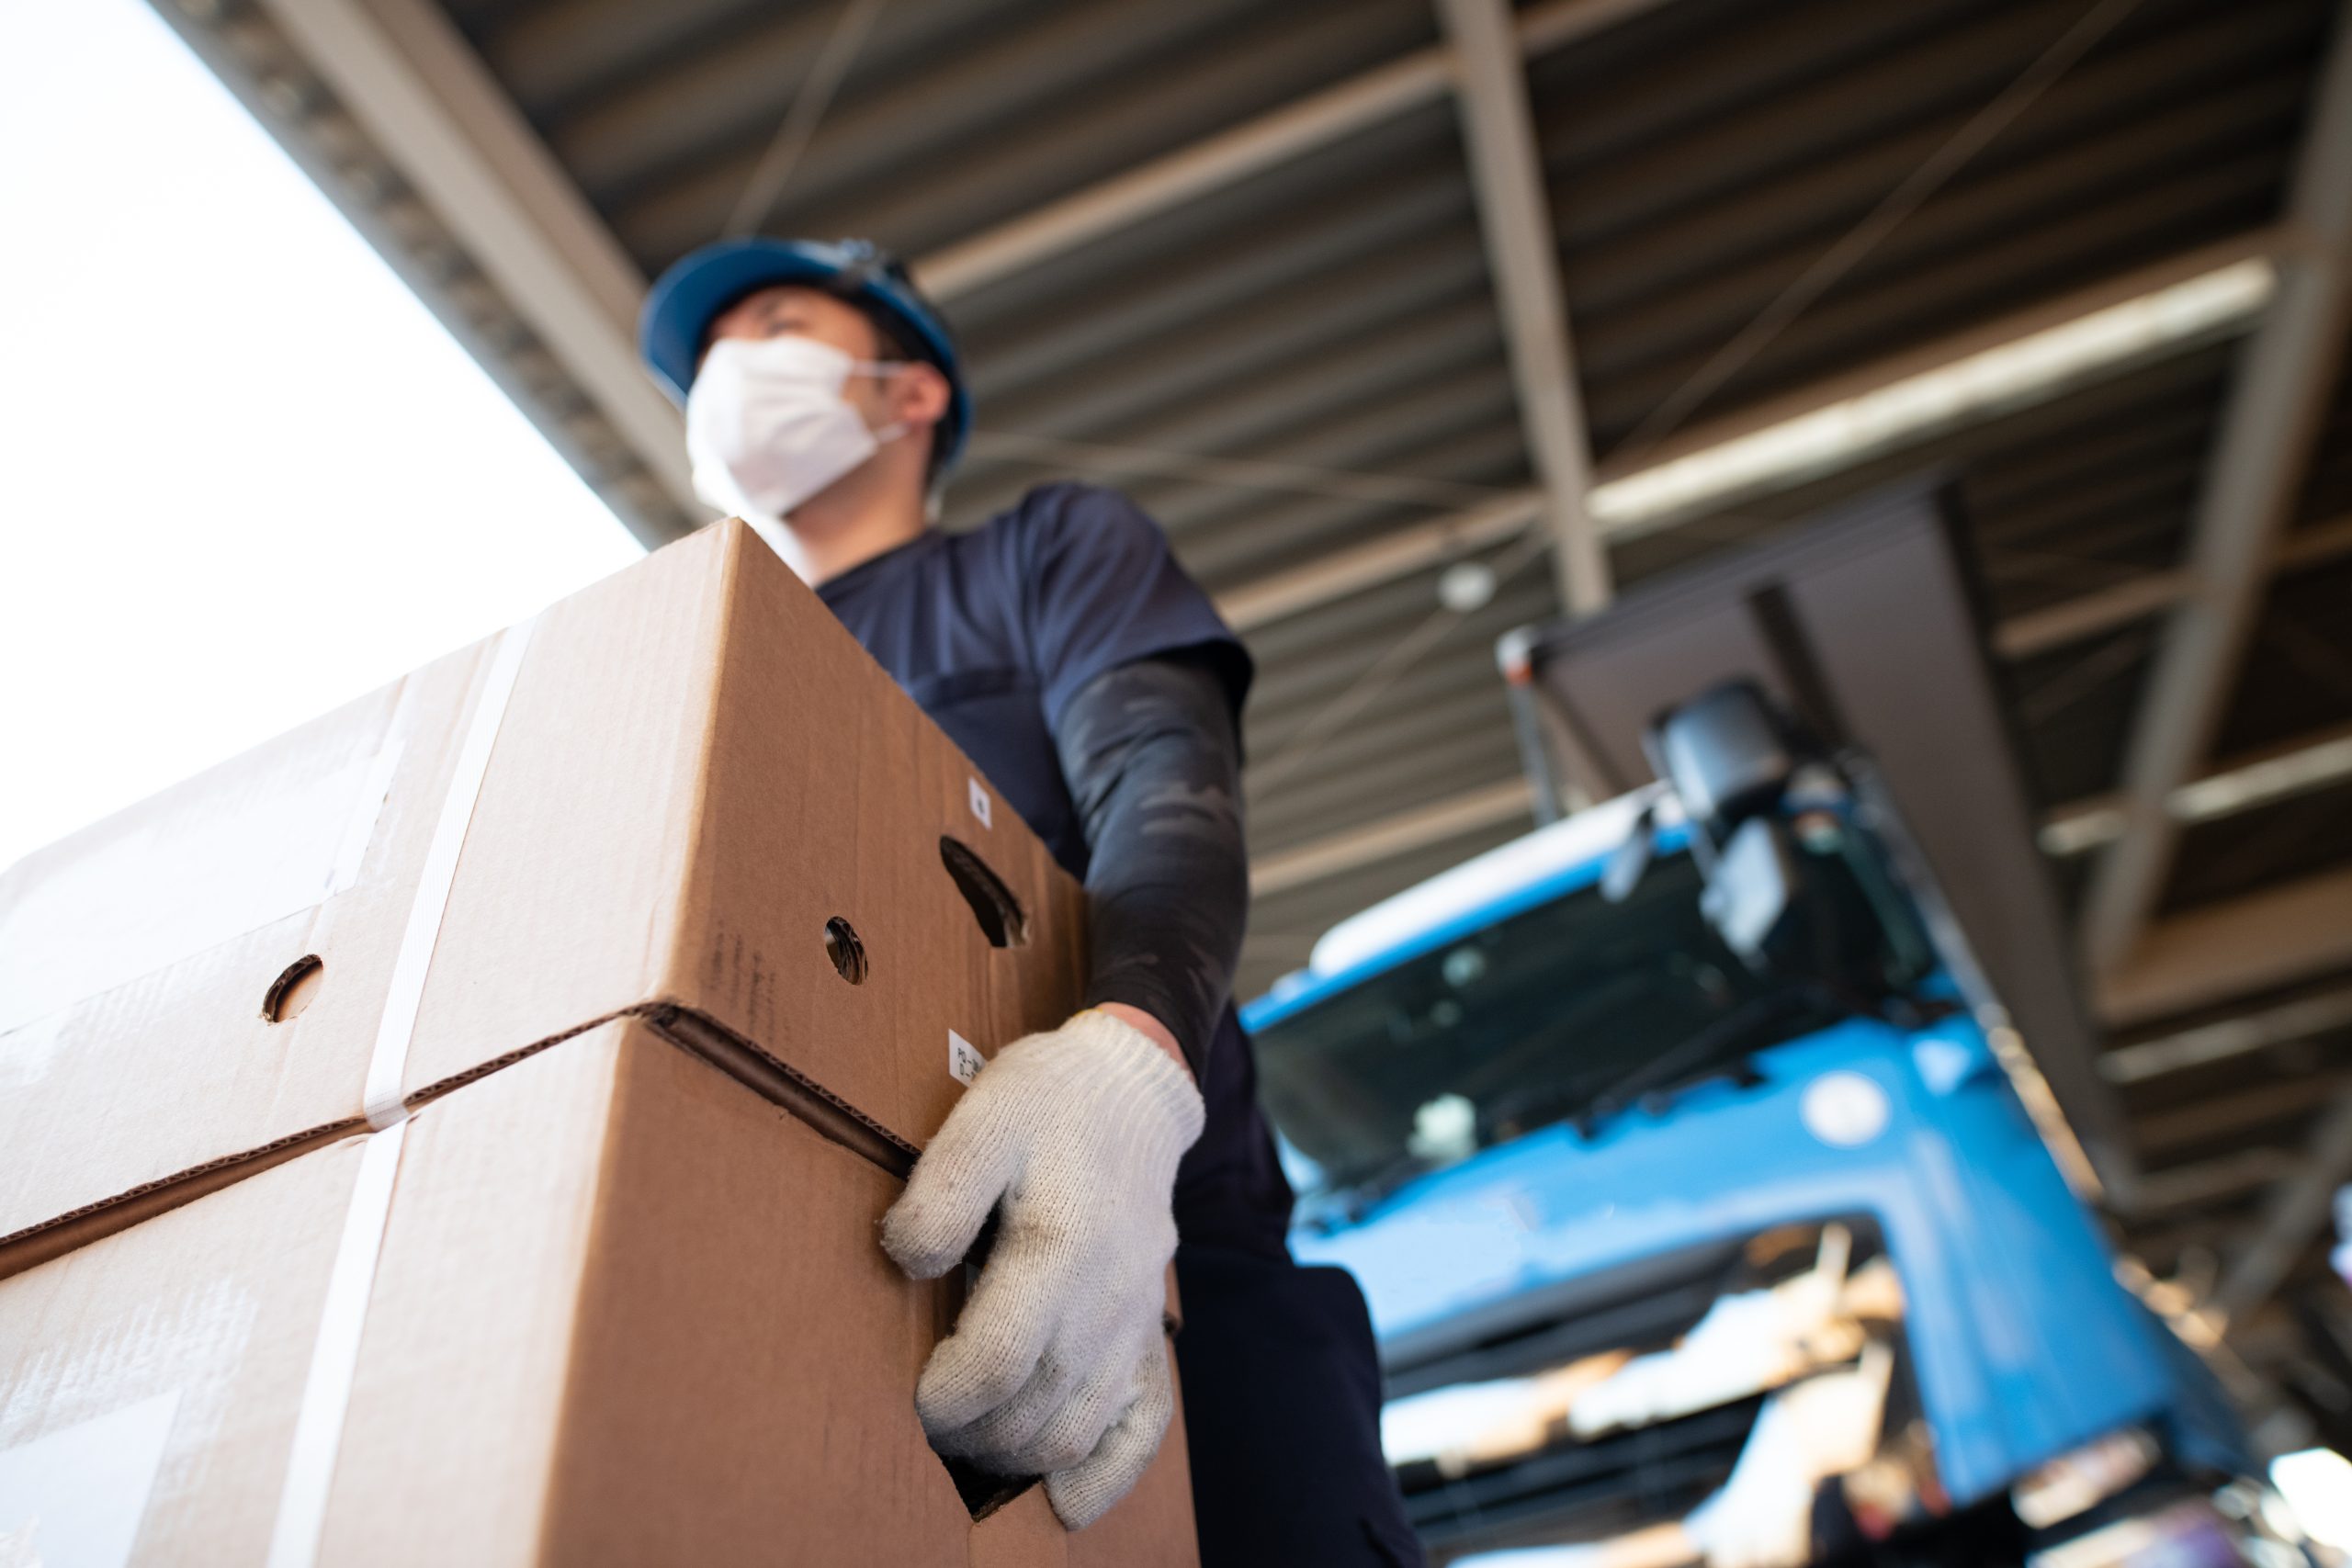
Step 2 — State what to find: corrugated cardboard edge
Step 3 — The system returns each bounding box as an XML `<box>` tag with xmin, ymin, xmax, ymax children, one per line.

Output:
<box><xmin>400</xmin><ymin>1002</ymin><xmax>924</xmax><ymax>1179</ymax></box>
<box><xmin>0</xmin><ymin>1121</ymin><xmax>360</xmax><ymax>1278</ymax></box>
<box><xmin>0</xmin><ymin>998</ymin><xmax>929</xmax><ymax>1280</ymax></box>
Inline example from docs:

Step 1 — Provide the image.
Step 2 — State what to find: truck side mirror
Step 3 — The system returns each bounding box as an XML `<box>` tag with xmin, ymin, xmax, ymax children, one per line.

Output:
<box><xmin>1648</xmin><ymin>681</ymin><xmax>1794</xmax><ymax>829</ymax></box>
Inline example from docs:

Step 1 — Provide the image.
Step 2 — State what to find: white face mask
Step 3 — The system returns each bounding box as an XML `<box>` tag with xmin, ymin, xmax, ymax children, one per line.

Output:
<box><xmin>685</xmin><ymin>335</ymin><xmax>907</xmax><ymax>533</ymax></box>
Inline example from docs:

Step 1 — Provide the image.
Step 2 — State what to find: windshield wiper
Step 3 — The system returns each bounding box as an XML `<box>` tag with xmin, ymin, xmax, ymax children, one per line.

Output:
<box><xmin>1480</xmin><ymin>989</ymin><xmax>1818</xmax><ymax>1145</ymax></box>
<box><xmin>1314</xmin><ymin>996</ymin><xmax>1804</xmax><ymax>1224</ymax></box>
<box><xmin>1316</xmin><ymin>1146</ymin><xmax>1447</xmax><ymax>1225</ymax></box>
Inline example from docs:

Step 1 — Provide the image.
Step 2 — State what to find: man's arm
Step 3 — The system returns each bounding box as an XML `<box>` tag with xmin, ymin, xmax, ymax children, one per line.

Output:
<box><xmin>879</xmin><ymin>496</ymin><xmax>1246</xmax><ymax>1529</ymax></box>
<box><xmin>1052</xmin><ymin>653</ymin><xmax>1249</xmax><ymax>1079</ymax></box>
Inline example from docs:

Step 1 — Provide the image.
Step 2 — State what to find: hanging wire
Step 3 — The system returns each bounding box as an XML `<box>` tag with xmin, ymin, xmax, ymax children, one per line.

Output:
<box><xmin>723</xmin><ymin>0</ymin><xmax>890</xmax><ymax>239</ymax></box>
<box><xmin>2014</xmin><ymin>626</ymin><xmax>2152</xmax><ymax>725</ymax></box>
<box><xmin>1245</xmin><ymin>0</ymin><xmax>2146</xmax><ymax>805</ymax></box>
<box><xmin>1250</xmin><ymin>526</ymin><xmax>1556</xmax><ymax>796</ymax></box>
<box><xmin>967</xmin><ymin>429</ymin><xmax>1512</xmax><ymax>511</ymax></box>
<box><xmin>1601</xmin><ymin>0</ymin><xmax>2147</xmax><ymax>475</ymax></box>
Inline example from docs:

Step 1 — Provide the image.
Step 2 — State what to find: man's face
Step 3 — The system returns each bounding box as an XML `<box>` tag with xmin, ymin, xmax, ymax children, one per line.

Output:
<box><xmin>699</xmin><ymin>283</ymin><xmax>948</xmax><ymax>473</ymax></box>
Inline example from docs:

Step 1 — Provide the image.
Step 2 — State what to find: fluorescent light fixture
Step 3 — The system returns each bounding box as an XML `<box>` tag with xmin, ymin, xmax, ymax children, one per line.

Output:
<box><xmin>1590</xmin><ymin>259</ymin><xmax>2277</xmax><ymax>532</ymax></box>
<box><xmin>2040</xmin><ymin>805</ymin><xmax>2127</xmax><ymax>858</ymax></box>
<box><xmin>2039</xmin><ymin>724</ymin><xmax>2352</xmax><ymax>857</ymax></box>
<box><xmin>2172</xmin><ymin>730</ymin><xmax>2352</xmax><ymax>819</ymax></box>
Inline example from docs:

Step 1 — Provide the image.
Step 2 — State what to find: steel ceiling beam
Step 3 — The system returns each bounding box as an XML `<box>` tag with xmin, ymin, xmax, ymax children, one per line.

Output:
<box><xmin>1992</xmin><ymin>571</ymin><xmax>2197</xmax><ymax>660</ymax></box>
<box><xmin>2128</xmin><ymin>1147</ymin><xmax>2300</xmax><ymax>1216</ymax></box>
<box><xmin>1226</xmin><ymin>482</ymin><xmax>2347</xmax><ymax>653</ymax></box>
<box><xmin>1219</xmin><ymin>494</ymin><xmax>1540</xmax><ymax>632</ymax></box>
<box><xmin>1590</xmin><ymin>229</ymin><xmax>2282</xmax><ymax>490</ymax></box>
<box><xmin>910</xmin><ymin>0</ymin><xmax>1671</xmax><ymax>300</ymax></box>
<box><xmin>2100</xmin><ymin>981</ymin><xmax>2352</xmax><ymax>1085</ymax></box>
<box><xmin>1209</xmin><ymin>231</ymin><xmax>2283</xmax><ymax>634</ymax></box>
<box><xmin>2080</xmin><ymin>6</ymin><xmax>2352</xmax><ymax>975</ymax></box>
<box><xmin>1254</xmin><ymin>728</ymin><xmax>2352</xmax><ymax>952</ymax></box>
<box><xmin>1435</xmin><ymin>0</ymin><xmax>1611</xmax><ymax>615</ymax></box>
<box><xmin>234</xmin><ymin>0</ymin><xmax>699</xmax><ymax>542</ymax></box>
<box><xmin>1993</xmin><ymin>511</ymin><xmax>2352</xmax><ymax>658</ymax></box>
<box><xmin>1250</xmin><ymin>779</ymin><xmax>1532</xmax><ymax>897</ymax></box>
<box><xmin>2134</xmin><ymin>1074</ymin><xmax>2352</xmax><ymax>1157</ymax></box>
<box><xmin>2098</xmin><ymin>865</ymin><xmax>2352</xmax><ymax>1029</ymax></box>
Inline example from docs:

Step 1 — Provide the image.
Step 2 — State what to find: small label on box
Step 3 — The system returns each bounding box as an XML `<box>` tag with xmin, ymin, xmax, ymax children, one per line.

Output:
<box><xmin>948</xmin><ymin>1030</ymin><xmax>986</xmax><ymax>1087</ymax></box>
<box><xmin>967</xmin><ymin>777</ymin><xmax>991</xmax><ymax>829</ymax></box>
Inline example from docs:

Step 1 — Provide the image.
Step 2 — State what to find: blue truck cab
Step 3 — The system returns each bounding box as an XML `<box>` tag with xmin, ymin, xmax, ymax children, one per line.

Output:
<box><xmin>1244</xmin><ymin>683</ymin><xmax>2269</xmax><ymax>1564</ymax></box>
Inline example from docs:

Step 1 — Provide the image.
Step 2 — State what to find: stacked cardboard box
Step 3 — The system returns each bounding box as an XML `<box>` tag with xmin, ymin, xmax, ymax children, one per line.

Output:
<box><xmin>0</xmin><ymin>521</ymin><xmax>1198</xmax><ymax>1566</ymax></box>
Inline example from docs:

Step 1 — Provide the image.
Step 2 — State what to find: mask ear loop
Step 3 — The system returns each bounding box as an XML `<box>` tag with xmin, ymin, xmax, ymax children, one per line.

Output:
<box><xmin>851</xmin><ymin>358</ymin><xmax>919</xmax><ymax>448</ymax></box>
<box><xmin>849</xmin><ymin>358</ymin><xmax>934</xmax><ymax>507</ymax></box>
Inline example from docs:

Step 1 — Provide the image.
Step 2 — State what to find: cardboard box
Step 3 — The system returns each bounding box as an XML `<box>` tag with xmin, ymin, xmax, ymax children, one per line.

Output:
<box><xmin>0</xmin><ymin>519</ymin><xmax>1087</xmax><ymax>1267</ymax></box>
<box><xmin>0</xmin><ymin>1016</ymin><xmax>1197</xmax><ymax>1566</ymax></box>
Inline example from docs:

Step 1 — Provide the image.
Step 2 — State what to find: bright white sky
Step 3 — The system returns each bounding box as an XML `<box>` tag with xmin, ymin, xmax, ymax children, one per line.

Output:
<box><xmin>0</xmin><ymin>0</ymin><xmax>647</xmax><ymax>873</ymax></box>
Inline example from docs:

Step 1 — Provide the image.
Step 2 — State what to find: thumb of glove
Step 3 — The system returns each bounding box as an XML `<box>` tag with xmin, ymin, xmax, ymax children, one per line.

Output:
<box><xmin>882</xmin><ymin>1088</ymin><xmax>1022</xmax><ymax>1280</ymax></box>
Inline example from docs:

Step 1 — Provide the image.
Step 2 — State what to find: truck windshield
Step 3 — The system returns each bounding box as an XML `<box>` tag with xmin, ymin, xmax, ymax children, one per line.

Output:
<box><xmin>1254</xmin><ymin>847</ymin><xmax>1877</xmax><ymax>1199</ymax></box>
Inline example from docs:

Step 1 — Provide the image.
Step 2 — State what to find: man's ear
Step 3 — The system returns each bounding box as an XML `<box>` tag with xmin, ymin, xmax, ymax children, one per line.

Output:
<box><xmin>893</xmin><ymin>361</ymin><xmax>953</xmax><ymax>434</ymax></box>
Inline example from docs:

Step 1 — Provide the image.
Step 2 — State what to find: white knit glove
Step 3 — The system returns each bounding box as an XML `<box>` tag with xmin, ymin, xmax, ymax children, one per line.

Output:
<box><xmin>881</xmin><ymin>1009</ymin><xmax>1205</xmax><ymax>1529</ymax></box>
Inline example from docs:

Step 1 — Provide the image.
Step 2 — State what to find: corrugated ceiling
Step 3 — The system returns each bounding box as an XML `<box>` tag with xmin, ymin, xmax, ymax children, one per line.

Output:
<box><xmin>171</xmin><ymin>0</ymin><xmax>2352</xmax><ymax>1350</ymax></box>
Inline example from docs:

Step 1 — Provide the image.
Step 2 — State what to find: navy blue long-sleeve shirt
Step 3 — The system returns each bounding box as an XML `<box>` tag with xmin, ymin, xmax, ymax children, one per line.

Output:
<box><xmin>814</xmin><ymin>483</ymin><xmax>1295</xmax><ymax>1257</ymax></box>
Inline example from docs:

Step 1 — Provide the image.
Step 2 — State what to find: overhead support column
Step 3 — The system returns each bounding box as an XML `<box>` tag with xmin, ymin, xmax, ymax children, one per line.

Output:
<box><xmin>1435</xmin><ymin>0</ymin><xmax>1611</xmax><ymax>615</ymax></box>
<box><xmin>2216</xmin><ymin>1086</ymin><xmax>2352</xmax><ymax>1323</ymax></box>
<box><xmin>2081</xmin><ymin>0</ymin><xmax>2352</xmax><ymax>974</ymax></box>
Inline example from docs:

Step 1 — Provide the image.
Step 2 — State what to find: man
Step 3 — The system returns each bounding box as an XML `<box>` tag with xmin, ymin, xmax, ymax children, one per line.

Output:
<box><xmin>639</xmin><ymin>237</ymin><xmax>1422</xmax><ymax>1566</ymax></box>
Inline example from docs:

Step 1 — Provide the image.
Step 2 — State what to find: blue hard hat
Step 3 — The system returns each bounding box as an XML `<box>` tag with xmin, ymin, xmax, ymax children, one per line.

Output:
<box><xmin>639</xmin><ymin>236</ymin><xmax>972</xmax><ymax>473</ymax></box>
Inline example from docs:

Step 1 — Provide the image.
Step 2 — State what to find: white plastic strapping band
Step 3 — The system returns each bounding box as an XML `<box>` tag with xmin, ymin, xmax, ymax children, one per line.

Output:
<box><xmin>363</xmin><ymin>619</ymin><xmax>537</xmax><ymax>1131</ymax></box>
<box><xmin>262</xmin><ymin>1123</ymin><xmax>405</xmax><ymax>1568</ymax></box>
<box><xmin>264</xmin><ymin>616</ymin><xmax>537</xmax><ymax>1568</ymax></box>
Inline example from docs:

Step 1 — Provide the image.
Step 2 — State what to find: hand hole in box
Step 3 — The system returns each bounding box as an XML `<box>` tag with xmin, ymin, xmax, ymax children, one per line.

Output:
<box><xmin>939</xmin><ymin>837</ymin><xmax>1026</xmax><ymax>948</ymax></box>
<box><xmin>824</xmin><ymin>917</ymin><xmax>868</xmax><ymax>984</ymax></box>
<box><xmin>263</xmin><ymin>954</ymin><xmax>324</xmax><ymax>1022</ymax></box>
<box><xmin>932</xmin><ymin>1244</ymin><xmax>1040</xmax><ymax>1519</ymax></box>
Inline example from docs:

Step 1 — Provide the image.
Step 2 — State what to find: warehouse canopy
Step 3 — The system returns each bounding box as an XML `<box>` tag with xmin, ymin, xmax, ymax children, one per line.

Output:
<box><xmin>159</xmin><ymin>0</ymin><xmax>2352</xmax><ymax>1381</ymax></box>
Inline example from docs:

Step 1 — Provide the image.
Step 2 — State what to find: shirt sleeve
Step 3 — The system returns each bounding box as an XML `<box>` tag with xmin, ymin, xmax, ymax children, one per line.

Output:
<box><xmin>1019</xmin><ymin>485</ymin><xmax>1253</xmax><ymax>739</ymax></box>
<box><xmin>1056</xmin><ymin>657</ymin><xmax>1249</xmax><ymax>1076</ymax></box>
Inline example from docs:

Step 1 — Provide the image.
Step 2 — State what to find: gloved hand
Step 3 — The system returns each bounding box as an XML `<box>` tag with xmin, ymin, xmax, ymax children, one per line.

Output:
<box><xmin>881</xmin><ymin>1008</ymin><xmax>1204</xmax><ymax>1529</ymax></box>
